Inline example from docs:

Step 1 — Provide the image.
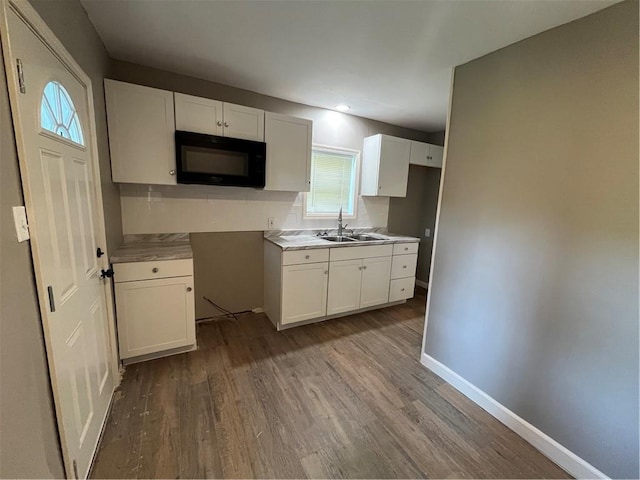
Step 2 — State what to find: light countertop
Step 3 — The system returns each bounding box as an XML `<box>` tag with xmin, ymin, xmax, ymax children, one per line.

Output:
<box><xmin>264</xmin><ymin>230</ymin><xmax>419</xmax><ymax>251</ymax></box>
<box><xmin>110</xmin><ymin>234</ymin><xmax>192</xmax><ymax>264</ymax></box>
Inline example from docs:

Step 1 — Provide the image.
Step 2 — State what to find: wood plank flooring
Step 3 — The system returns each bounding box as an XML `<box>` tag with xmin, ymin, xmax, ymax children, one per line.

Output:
<box><xmin>91</xmin><ymin>289</ymin><xmax>570</xmax><ymax>479</ymax></box>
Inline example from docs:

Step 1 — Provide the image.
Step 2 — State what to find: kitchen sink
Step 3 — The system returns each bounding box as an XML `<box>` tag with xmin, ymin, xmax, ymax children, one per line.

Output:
<box><xmin>322</xmin><ymin>236</ymin><xmax>355</xmax><ymax>242</ymax></box>
<box><xmin>347</xmin><ymin>234</ymin><xmax>380</xmax><ymax>241</ymax></box>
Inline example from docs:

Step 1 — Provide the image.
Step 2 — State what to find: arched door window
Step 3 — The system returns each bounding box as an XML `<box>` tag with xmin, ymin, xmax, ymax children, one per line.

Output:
<box><xmin>40</xmin><ymin>81</ymin><xmax>85</xmax><ymax>146</ymax></box>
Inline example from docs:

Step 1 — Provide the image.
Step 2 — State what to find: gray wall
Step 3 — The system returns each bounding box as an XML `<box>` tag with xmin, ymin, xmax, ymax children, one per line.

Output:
<box><xmin>0</xmin><ymin>42</ymin><xmax>65</xmax><ymax>479</ymax></box>
<box><xmin>190</xmin><ymin>232</ymin><xmax>264</xmax><ymax>319</ymax></box>
<box><xmin>424</xmin><ymin>2</ymin><xmax>639</xmax><ymax>478</ymax></box>
<box><xmin>110</xmin><ymin>61</ymin><xmax>443</xmax><ymax>312</ymax></box>
<box><xmin>388</xmin><ymin>163</ymin><xmax>443</xmax><ymax>285</ymax></box>
<box><xmin>0</xmin><ymin>1</ymin><xmax>120</xmax><ymax>477</ymax></box>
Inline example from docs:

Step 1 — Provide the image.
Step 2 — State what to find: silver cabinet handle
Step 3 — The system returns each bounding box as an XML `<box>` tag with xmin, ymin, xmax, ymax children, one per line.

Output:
<box><xmin>305</xmin><ymin>255</ymin><xmax>310</xmax><ymax>259</ymax></box>
<box><xmin>324</xmin><ymin>270</ymin><xmax>328</xmax><ymax>275</ymax></box>
<box><xmin>363</xmin><ymin>266</ymin><xmax>367</xmax><ymax>269</ymax></box>
<box><xmin>401</xmin><ymin>288</ymin><xmax>405</xmax><ymax>292</ymax></box>
<box><xmin>224</xmin><ymin>122</ymin><xmax>229</xmax><ymax>127</ymax></box>
<box><xmin>169</xmin><ymin>170</ymin><xmax>176</xmax><ymax>175</ymax></box>
<box><xmin>186</xmin><ymin>287</ymin><xmax>192</xmax><ymax>292</ymax></box>
<box><xmin>152</xmin><ymin>267</ymin><xmax>159</xmax><ymax>273</ymax></box>
<box><xmin>216</xmin><ymin>121</ymin><xmax>222</xmax><ymax>127</ymax></box>
<box><xmin>378</xmin><ymin>185</ymin><xmax>382</xmax><ymax>190</ymax></box>
<box><xmin>403</xmin><ymin>265</ymin><xmax>407</xmax><ymax>268</ymax></box>
<box><xmin>404</xmin><ymin>247</ymin><xmax>409</xmax><ymax>251</ymax></box>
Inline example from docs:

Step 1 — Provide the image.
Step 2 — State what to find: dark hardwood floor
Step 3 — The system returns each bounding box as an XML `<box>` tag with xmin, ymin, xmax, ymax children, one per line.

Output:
<box><xmin>91</xmin><ymin>289</ymin><xmax>570</xmax><ymax>479</ymax></box>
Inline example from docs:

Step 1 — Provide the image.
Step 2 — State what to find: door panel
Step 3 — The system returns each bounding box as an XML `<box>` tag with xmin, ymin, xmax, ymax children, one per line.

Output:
<box><xmin>281</xmin><ymin>262</ymin><xmax>328</xmax><ymax>324</ymax></box>
<box><xmin>223</xmin><ymin>102</ymin><xmax>265</xmax><ymax>141</ymax></box>
<box><xmin>360</xmin><ymin>256</ymin><xmax>392</xmax><ymax>308</ymax></box>
<box><xmin>327</xmin><ymin>259</ymin><xmax>362</xmax><ymax>315</ymax></box>
<box><xmin>174</xmin><ymin>92</ymin><xmax>223</xmax><ymax>136</ymax></box>
<box><xmin>378</xmin><ymin>136</ymin><xmax>410</xmax><ymax>196</ymax></box>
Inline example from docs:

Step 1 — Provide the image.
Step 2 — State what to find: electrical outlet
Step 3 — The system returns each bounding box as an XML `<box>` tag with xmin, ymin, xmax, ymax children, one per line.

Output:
<box><xmin>424</xmin><ymin>228</ymin><xmax>431</xmax><ymax>238</ymax></box>
<box><xmin>268</xmin><ymin>217</ymin><xmax>276</xmax><ymax>229</ymax></box>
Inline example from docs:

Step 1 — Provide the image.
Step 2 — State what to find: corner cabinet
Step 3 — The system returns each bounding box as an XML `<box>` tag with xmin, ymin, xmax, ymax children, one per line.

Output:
<box><xmin>409</xmin><ymin>140</ymin><xmax>444</xmax><ymax>168</ymax></box>
<box><xmin>105</xmin><ymin>79</ymin><xmax>176</xmax><ymax>185</ymax></box>
<box><xmin>264</xmin><ymin>112</ymin><xmax>313</xmax><ymax>192</ymax></box>
<box><xmin>113</xmin><ymin>259</ymin><xmax>196</xmax><ymax>363</ymax></box>
<box><xmin>361</xmin><ymin>134</ymin><xmax>411</xmax><ymax>197</ymax></box>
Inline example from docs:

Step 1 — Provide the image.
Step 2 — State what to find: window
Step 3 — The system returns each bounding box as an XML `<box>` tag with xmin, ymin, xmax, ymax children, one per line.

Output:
<box><xmin>305</xmin><ymin>146</ymin><xmax>359</xmax><ymax>218</ymax></box>
<box><xmin>40</xmin><ymin>81</ymin><xmax>85</xmax><ymax>146</ymax></box>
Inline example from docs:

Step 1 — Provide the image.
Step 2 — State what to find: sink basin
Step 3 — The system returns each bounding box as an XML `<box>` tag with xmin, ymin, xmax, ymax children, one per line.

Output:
<box><xmin>322</xmin><ymin>236</ymin><xmax>355</xmax><ymax>242</ymax></box>
<box><xmin>347</xmin><ymin>234</ymin><xmax>380</xmax><ymax>242</ymax></box>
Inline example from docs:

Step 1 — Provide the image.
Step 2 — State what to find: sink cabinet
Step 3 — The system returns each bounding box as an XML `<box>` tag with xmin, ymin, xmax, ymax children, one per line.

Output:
<box><xmin>264</xmin><ymin>239</ymin><xmax>418</xmax><ymax>330</ymax></box>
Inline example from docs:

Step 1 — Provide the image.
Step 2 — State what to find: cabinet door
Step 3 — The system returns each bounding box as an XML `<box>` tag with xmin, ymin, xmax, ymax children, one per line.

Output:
<box><xmin>427</xmin><ymin>144</ymin><xmax>444</xmax><ymax>168</ymax></box>
<box><xmin>223</xmin><ymin>102</ymin><xmax>265</xmax><ymax>141</ymax></box>
<box><xmin>409</xmin><ymin>141</ymin><xmax>430</xmax><ymax>166</ymax></box>
<box><xmin>264</xmin><ymin>112</ymin><xmax>312</xmax><ymax>192</ymax></box>
<box><xmin>281</xmin><ymin>262</ymin><xmax>328</xmax><ymax>325</ymax></box>
<box><xmin>360</xmin><ymin>256</ymin><xmax>392</xmax><ymax>308</ymax></box>
<box><xmin>327</xmin><ymin>259</ymin><xmax>363</xmax><ymax>315</ymax></box>
<box><xmin>105</xmin><ymin>80</ymin><xmax>176</xmax><ymax>185</ymax></box>
<box><xmin>174</xmin><ymin>92</ymin><xmax>223</xmax><ymax>136</ymax></box>
<box><xmin>378</xmin><ymin>135</ymin><xmax>411</xmax><ymax>197</ymax></box>
<box><xmin>115</xmin><ymin>276</ymin><xmax>195</xmax><ymax>359</ymax></box>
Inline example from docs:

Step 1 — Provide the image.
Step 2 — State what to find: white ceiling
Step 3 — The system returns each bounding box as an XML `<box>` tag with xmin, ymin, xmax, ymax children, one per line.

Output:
<box><xmin>81</xmin><ymin>0</ymin><xmax>617</xmax><ymax>132</ymax></box>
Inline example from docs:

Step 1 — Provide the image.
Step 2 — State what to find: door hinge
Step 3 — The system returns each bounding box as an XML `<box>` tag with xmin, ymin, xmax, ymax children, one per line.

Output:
<box><xmin>72</xmin><ymin>459</ymin><xmax>79</xmax><ymax>479</ymax></box>
<box><xmin>47</xmin><ymin>285</ymin><xmax>55</xmax><ymax>312</ymax></box>
<box><xmin>16</xmin><ymin>59</ymin><xmax>25</xmax><ymax>94</ymax></box>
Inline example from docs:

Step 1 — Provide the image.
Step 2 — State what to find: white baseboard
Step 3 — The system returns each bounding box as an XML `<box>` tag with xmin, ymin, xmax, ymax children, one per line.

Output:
<box><xmin>420</xmin><ymin>353</ymin><xmax>609</xmax><ymax>480</ymax></box>
<box><xmin>415</xmin><ymin>279</ymin><xmax>428</xmax><ymax>289</ymax></box>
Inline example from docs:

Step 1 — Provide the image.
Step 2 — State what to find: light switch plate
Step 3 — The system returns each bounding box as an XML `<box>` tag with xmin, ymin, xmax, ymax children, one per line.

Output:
<box><xmin>424</xmin><ymin>228</ymin><xmax>431</xmax><ymax>238</ymax></box>
<box><xmin>12</xmin><ymin>206</ymin><xmax>30</xmax><ymax>242</ymax></box>
<box><xmin>268</xmin><ymin>217</ymin><xmax>276</xmax><ymax>229</ymax></box>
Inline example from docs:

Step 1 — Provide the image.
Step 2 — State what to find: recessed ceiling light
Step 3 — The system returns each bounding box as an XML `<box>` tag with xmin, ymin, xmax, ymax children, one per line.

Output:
<box><xmin>335</xmin><ymin>104</ymin><xmax>350</xmax><ymax>112</ymax></box>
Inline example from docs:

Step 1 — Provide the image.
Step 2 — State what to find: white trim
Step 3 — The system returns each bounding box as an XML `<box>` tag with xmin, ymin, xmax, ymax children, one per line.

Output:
<box><xmin>303</xmin><ymin>143</ymin><xmax>361</xmax><ymax>220</ymax></box>
<box><xmin>415</xmin><ymin>279</ymin><xmax>428</xmax><ymax>289</ymax></box>
<box><xmin>420</xmin><ymin>353</ymin><xmax>609</xmax><ymax>480</ymax></box>
<box><xmin>0</xmin><ymin>1</ymin><xmax>120</xmax><ymax>477</ymax></box>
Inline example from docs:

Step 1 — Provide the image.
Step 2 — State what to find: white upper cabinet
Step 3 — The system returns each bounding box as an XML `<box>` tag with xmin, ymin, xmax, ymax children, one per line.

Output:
<box><xmin>105</xmin><ymin>79</ymin><xmax>176</xmax><ymax>185</ymax></box>
<box><xmin>174</xmin><ymin>93</ymin><xmax>223</xmax><ymax>136</ymax></box>
<box><xmin>264</xmin><ymin>112</ymin><xmax>313</xmax><ymax>192</ymax></box>
<box><xmin>175</xmin><ymin>93</ymin><xmax>264</xmax><ymax>141</ymax></box>
<box><xmin>223</xmin><ymin>103</ymin><xmax>264</xmax><ymax>141</ymax></box>
<box><xmin>361</xmin><ymin>134</ymin><xmax>411</xmax><ymax>197</ymax></box>
<box><xmin>409</xmin><ymin>140</ymin><xmax>444</xmax><ymax>168</ymax></box>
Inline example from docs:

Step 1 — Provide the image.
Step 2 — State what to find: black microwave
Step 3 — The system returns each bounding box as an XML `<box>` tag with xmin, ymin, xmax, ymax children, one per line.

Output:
<box><xmin>175</xmin><ymin>130</ymin><xmax>266</xmax><ymax>188</ymax></box>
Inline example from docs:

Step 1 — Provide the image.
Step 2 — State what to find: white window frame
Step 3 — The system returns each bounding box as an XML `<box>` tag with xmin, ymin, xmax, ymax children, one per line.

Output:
<box><xmin>303</xmin><ymin>144</ymin><xmax>361</xmax><ymax>220</ymax></box>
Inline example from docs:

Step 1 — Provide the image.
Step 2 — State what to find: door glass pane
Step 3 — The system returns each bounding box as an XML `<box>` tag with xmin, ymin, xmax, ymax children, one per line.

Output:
<box><xmin>40</xmin><ymin>81</ymin><xmax>85</xmax><ymax>146</ymax></box>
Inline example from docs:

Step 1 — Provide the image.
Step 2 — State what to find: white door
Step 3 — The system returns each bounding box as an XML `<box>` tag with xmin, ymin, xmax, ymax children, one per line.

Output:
<box><xmin>223</xmin><ymin>102</ymin><xmax>265</xmax><ymax>141</ymax></box>
<box><xmin>3</xmin><ymin>6</ymin><xmax>115</xmax><ymax>478</ymax></box>
<box><xmin>174</xmin><ymin>92</ymin><xmax>223</xmax><ymax>136</ymax></box>
<box><xmin>281</xmin><ymin>262</ymin><xmax>328</xmax><ymax>325</ymax></box>
<box><xmin>378</xmin><ymin>136</ymin><xmax>410</xmax><ymax>196</ymax></box>
<box><xmin>327</xmin><ymin>259</ymin><xmax>363</xmax><ymax>315</ymax></box>
<box><xmin>409</xmin><ymin>140</ymin><xmax>430</xmax><ymax>166</ymax></box>
<box><xmin>360</xmin><ymin>256</ymin><xmax>392</xmax><ymax>308</ymax></box>
<box><xmin>264</xmin><ymin>112</ymin><xmax>312</xmax><ymax>192</ymax></box>
<box><xmin>428</xmin><ymin>144</ymin><xmax>444</xmax><ymax>168</ymax></box>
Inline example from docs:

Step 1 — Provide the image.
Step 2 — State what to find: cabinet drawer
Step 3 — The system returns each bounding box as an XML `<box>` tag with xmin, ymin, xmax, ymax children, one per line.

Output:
<box><xmin>113</xmin><ymin>259</ymin><xmax>193</xmax><ymax>283</ymax></box>
<box><xmin>330</xmin><ymin>244</ymin><xmax>393</xmax><ymax>261</ymax></box>
<box><xmin>282</xmin><ymin>248</ymin><xmax>329</xmax><ymax>266</ymax></box>
<box><xmin>391</xmin><ymin>254</ymin><xmax>418</xmax><ymax>279</ymax></box>
<box><xmin>393</xmin><ymin>242</ymin><xmax>418</xmax><ymax>255</ymax></box>
<box><xmin>389</xmin><ymin>277</ymin><xmax>415</xmax><ymax>302</ymax></box>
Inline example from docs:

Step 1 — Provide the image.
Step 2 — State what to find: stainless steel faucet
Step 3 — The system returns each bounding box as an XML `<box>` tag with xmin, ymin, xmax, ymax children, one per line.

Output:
<box><xmin>337</xmin><ymin>207</ymin><xmax>348</xmax><ymax>237</ymax></box>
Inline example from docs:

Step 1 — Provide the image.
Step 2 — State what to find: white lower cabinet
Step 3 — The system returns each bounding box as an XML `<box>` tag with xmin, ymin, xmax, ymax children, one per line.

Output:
<box><xmin>281</xmin><ymin>262</ymin><xmax>328</xmax><ymax>325</ymax></box>
<box><xmin>113</xmin><ymin>259</ymin><xmax>195</xmax><ymax>361</ymax></box>
<box><xmin>327</xmin><ymin>259</ymin><xmax>363</xmax><ymax>315</ymax></box>
<box><xmin>360</xmin><ymin>256</ymin><xmax>393</xmax><ymax>308</ymax></box>
<box><xmin>264</xmin><ymin>240</ymin><xmax>419</xmax><ymax>330</ymax></box>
